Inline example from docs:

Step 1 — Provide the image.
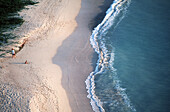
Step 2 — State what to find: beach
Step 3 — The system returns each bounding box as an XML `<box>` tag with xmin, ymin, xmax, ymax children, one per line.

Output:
<box><xmin>0</xmin><ymin>0</ymin><xmax>104</xmax><ymax>111</ymax></box>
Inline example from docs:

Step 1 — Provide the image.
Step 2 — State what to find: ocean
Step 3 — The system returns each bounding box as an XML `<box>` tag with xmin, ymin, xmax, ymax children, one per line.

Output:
<box><xmin>86</xmin><ymin>0</ymin><xmax>170</xmax><ymax>112</ymax></box>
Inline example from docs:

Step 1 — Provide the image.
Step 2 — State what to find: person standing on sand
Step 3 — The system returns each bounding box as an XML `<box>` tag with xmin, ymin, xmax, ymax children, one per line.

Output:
<box><xmin>11</xmin><ymin>48</ymin><xmax>16</xmax><ymax>58</ymax></box>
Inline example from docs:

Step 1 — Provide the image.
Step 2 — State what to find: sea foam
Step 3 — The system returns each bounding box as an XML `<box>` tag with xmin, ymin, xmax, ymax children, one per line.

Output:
<box><xmin>85</xmin><ymin>0</ymin><xmax>135</xmax><ymax>111</ymax></box>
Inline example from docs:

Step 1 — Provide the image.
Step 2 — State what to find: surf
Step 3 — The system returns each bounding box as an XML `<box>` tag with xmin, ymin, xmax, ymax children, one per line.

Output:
<box><xmin>85</xmin><ymin>0</ymin><xmax>135</xmax><ymax>111</ymax></box>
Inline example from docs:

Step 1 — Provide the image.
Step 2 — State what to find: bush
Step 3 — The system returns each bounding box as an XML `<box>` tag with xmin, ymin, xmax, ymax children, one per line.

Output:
<box><xmin>0</xmin><ymin>0</ymin><xmax>37</xmax><ymax>43</ymax></box>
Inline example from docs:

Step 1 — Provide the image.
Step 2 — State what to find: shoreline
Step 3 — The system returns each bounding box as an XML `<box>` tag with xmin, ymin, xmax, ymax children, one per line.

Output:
<box><xmin>52</xmin><ymin>0</ymin><xmax>105</xmax><ymax>111</ymax></box>
<box><xmin>0</xmin><ymin>0</ymin><xmax>112</xmax><ymax>111</ymax></box>
<box><xmin>53</xmin><ymin>0</ymin><xmax>114</xmax><ymax>111</ymax></box>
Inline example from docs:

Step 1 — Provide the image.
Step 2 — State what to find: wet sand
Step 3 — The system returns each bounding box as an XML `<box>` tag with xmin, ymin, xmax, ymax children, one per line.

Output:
<box><xmin>53</xmin><ymin>0</ymin><xmax>105</xmax><ymax>111</ymax></box>
<box><xmin>0</xmin><ymin>0</ymin><xmax>105</xmax><ymax>111</ymax></box>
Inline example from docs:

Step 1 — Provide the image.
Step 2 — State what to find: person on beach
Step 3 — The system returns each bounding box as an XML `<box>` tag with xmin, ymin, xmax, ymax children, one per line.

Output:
<box><xmin>25</xmin><ymin>60</ymin><xmax>28</xmax><ymax>64</ymax></box>
<box><xmin>11</xmin><ymin>48</ymin><xmax>16</xmax><ymax>58</ymax></box>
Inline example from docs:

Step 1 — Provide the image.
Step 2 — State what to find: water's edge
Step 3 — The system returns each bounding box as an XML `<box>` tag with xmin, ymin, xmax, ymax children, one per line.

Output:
<box><xmin>85</xmin><ymin>0</ymin><xmax>135</xmax><ymax>111</ymax></box>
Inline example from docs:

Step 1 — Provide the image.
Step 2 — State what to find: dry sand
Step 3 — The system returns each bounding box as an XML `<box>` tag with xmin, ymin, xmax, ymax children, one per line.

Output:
<box><xmin>0</xmin><ymin>0</ymin><xmax>104</xmax><ymax>111</ymax></box>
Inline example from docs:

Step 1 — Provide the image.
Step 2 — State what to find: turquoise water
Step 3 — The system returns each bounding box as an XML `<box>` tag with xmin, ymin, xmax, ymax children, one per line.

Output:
<box><xmin>86</xmin><ymin>0</ymin><xmax>170</xmax><ymax>111</ymax></box>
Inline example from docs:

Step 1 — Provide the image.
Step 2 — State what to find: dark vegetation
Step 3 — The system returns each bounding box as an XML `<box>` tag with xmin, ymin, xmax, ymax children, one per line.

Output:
<box><xmin>0</xmin><ymin>0</ymin><xmax>38</xmax><ymax>45</ymax></box>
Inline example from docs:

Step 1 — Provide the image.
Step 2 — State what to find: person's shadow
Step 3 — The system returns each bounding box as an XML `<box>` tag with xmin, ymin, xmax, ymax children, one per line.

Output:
<box><xmin>9</xmin><ymin>62</ymin><xmax>25</xmax><ymax>64</ymax></box>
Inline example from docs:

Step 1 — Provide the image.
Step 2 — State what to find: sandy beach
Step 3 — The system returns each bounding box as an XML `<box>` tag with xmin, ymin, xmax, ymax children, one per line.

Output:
<box><xmin>0</xmin><ymin>0</ymin><xmax>104</xmax><ymax>111</ymax></box>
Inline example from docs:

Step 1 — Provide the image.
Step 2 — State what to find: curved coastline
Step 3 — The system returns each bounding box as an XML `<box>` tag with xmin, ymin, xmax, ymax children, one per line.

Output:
<box><xmin>85</xmin><ymin>0</ymin><xmax>136</xmax><ymax>111</ymax></box>
<box><xmin>52</xmin><ymin>0</ymin><xmax>108</xmax><ymax>111</ymax></box>
<box><xmin>0</xmin><ymin>0</ymin><xmax>116</xmax><ymax>111</ymax></box>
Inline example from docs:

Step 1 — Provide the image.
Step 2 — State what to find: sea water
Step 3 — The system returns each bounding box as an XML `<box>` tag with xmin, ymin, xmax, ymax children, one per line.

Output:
<box><xmin>86</xmin><ymin>0</ymin><xmax>170</xmax><ymax>112</ymax></box>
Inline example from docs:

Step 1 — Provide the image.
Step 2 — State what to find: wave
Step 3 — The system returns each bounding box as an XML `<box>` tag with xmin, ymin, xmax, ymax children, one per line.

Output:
<box><xmin>85</xmin><ymin>0</ymin><xmax>136</xmax><ymax>111</ymax></box>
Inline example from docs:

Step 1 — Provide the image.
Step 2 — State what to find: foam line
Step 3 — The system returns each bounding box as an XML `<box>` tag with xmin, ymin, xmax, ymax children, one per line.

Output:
<box><xmin>85</xmin><ymin>0</ymin><xmax>134</xmax><ymax>112</ymax></box>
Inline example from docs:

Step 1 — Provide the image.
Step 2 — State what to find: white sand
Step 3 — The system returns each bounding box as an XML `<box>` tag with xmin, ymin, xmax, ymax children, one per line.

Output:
<box><xmin>0</xmin><ymin>0</ymin><xmax>104</xmax><ymax>111</ymax></box>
